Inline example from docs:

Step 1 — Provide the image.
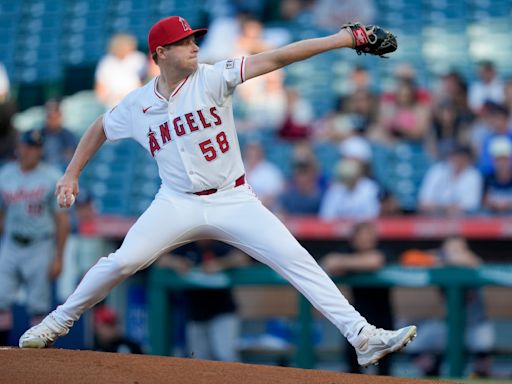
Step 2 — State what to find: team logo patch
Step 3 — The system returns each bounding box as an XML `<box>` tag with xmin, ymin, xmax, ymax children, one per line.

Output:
<box><xmin>225</xmin><ymin>59</ymin><xmax>234</xmax><ymax>69</ymax></box>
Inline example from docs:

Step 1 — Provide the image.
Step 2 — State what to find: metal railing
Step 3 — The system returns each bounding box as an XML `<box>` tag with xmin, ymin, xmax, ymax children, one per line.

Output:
<box><xmin>148</xmin><ymin>264</ymin><xmax>512</xmax><ymax>377</ymax></box>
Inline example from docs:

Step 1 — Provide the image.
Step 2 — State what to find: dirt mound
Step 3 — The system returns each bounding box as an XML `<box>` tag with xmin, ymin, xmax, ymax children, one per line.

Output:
<box><xmin>0</xmin><ymin>348</ymin><xmax>455</xmax><ymax>384</ymax></box>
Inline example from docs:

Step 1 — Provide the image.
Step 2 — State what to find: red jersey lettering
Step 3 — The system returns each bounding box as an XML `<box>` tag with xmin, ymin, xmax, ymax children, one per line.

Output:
<box><xmin>148</xmin><ymin>131</ymin><xmax>161</xmax><ymax>157</ymax></box>
<box><xmin>173</xmin><ymin>116</ymin><xmax>186</xmax><ymax>136</ymax></box>
<box><xmin>197</xmin><ymin>110</ymin><xmax>212</xmax><ymax>129</ymax></box>
<box><xmin>209</xmin><ymin>107</ymin><xmax>222</xmax><ymax>126</ymax></box>
<box><xmin>185</xmin><ymin>112</ymin><xmax>199</xmax><ymax>132</ymax></box>
<box><xmin>159</xmin><ymin>122</ymin><xmax>171</xmax><ymax>143</ymax></box>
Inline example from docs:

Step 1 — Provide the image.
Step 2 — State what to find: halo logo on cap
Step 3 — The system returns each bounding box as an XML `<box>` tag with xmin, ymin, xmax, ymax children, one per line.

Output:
<box><xmin>148</xmin><ymin>16</ymin><xmax>208</xmax><ymax>54</ymax></box>
<box><xmin>179</xmin><ymin>17</ymin><xmax>191</xmax><ymax>32</ymax></box>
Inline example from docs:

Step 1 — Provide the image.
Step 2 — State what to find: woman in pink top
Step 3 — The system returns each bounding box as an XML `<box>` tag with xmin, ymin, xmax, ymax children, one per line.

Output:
<box><xmin>374</xmin><ymin>79</ymin><xmax>431</xmax><ymax>144</ymax></box>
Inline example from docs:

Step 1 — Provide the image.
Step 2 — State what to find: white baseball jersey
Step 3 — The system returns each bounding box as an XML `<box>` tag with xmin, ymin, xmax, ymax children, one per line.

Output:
<box><xmin>103</xmin><ymin>57</ymin><xmax>247</xmax><ymax>193</ymax></box>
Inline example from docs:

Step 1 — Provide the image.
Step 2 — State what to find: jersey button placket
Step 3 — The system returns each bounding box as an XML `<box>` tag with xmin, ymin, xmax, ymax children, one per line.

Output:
<box><xmin>167</xmin><ymin>92</ymin><xmax>174</xmax><ymax>109</ymax></box>
<box><xmin>169</xmin><ymin>98</ymin><xmax>192</xmax><ymax>179</ymax></box>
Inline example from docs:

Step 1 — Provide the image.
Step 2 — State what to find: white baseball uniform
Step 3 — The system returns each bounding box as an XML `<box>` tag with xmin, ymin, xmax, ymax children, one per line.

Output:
<box><xmin>52</xmin><ymin>58</ymin><xmax>368</xmax><ymax>346</ymax></box>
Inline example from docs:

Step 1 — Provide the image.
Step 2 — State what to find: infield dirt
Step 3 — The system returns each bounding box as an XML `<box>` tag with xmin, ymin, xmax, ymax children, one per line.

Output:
<box><xmin>0</xmin><ymin>348</ymin><xmax>458</xmax><ymax>384</ymax></box>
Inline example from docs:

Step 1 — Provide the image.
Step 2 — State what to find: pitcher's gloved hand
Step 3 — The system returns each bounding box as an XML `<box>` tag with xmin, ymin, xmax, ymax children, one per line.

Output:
<box><xmin>342</xmin><ymin>22</ymin><xmax>397</xmax><ymax>58</ymax></box>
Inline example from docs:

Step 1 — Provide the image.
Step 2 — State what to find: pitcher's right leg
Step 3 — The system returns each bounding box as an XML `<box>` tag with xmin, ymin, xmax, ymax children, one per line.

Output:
<box><xmin>20</xmin><ymin>194</ymin><xmax>203</xmax><ymax>348</ymax></box>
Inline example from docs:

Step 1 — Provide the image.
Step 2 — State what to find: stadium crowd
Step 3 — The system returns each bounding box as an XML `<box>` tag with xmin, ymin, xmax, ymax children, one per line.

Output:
<box><xmin>1</xmin><ymin>0</ymin><xmax>512</xmax><ymax>379</ymax></box>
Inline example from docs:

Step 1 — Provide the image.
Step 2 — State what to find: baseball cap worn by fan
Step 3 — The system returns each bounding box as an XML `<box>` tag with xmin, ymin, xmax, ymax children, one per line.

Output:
<box><xmin>20</xmin><ymin>129</ymin><xmax>44</xmax><ymax>147</ymax></box>
<box><xmin>148</xmin><ymin>16</ymin><xmax>208</xmax><ymax>54</ymax></box>
<box><xmin>94</xmin><ymin>306</ymin><xmax>118</xmax><ymax>326</ymax></box>
<box><xmin>490</xmin><ymin>136</ymin><xmax>512</xmax><ymax>158</ymax></box>
<box><xmin>339</xmin><ymin>136</ymin><xmax>372</xmax><ymax>163</ymax></box>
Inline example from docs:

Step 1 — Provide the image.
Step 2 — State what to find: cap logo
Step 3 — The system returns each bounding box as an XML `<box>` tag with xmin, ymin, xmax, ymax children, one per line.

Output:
<box><xmin>179</xmin><ymin>17</ymin><xmax>191</xmax><ymax>32</ymax></box>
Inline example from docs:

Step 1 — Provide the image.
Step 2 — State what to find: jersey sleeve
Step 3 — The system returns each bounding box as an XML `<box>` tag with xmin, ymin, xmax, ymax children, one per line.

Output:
<box><xmin>206</xmin><ymin>57</ymin><xmax>246</xmax><ymax>105</ymax></box>
<box><xmin>102</xmin><ymin>94</ymin><xmax>134</xmax><ymax>141</ymax></box>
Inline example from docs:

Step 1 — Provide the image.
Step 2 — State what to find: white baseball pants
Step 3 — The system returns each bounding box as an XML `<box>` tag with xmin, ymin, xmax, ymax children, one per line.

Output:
<box><xmin>53</xmin><ymin>183</ymin><xmax>368</xmax><ymax>346</ymax></box>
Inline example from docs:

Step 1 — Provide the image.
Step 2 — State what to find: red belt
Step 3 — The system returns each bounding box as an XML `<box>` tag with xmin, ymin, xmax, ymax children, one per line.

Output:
<box><xmin>193</xmin><ymin>175</ymin><xmax>245</xmax><ymax>196</ymax></box>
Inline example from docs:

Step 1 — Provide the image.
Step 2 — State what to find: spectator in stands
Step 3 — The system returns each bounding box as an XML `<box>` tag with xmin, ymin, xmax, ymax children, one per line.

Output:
<box><xmin>319</xmin><ymin>158</ymin><xmax>380</xmax><ymax>220</ymax></box>
<box><xmin>40</xmin><ymin>99</ymin><xmax>78</xmax><ymax>171</ymax></box>
<box><xmin>429</xmin><ymin>100</ymin><xmax>471</xmax><ymax>159</ymax></box>
<box><xmin>237</xmin><ymin>69</ymin><xmax>287</xmax><ymax>132</ymax></box>
<box><xmin>233</xmin><ymin>14</ymin><xmax>274</xmax><ymax>56</ymax></box>
<box><xmin>321</xmin><ymin>221</ymin><xmax>393</xmax><ymax>375</ymax></box>
<box><xmin>505</xmin><ymin>79</ymin><xmax>512</xmax><ymax>127</ymax></box>
<box><xmin>468</xmin><ymin>61</ymin><xmax>505</xmax><ymax>114</ymax></box>
<box><xmin>0</xmin><ymin>101</ymin><xmax>17</xmax><ymax>166</ymax></box>
<box><xmin>434</xmin><ymin>71</ymin><xmax>473</xmax><ymax>123</ymax></box>
<box><xmin>157</xmin><ymin>240</ymin><xmax>249</xmax><ymax>362</ymax></box>
<box><xmin>291</xmin><ymin>140</ymin><xmax>318</xmax><ymax>164</ymax></box>
<box><xmin>276</xmin><ymin>0</ymin><xmax>311</xmax><ymax>22</ymax></box>
<box><xmin>339</xmin><ymin>136</ymin><xmax>372</xmax><ymax>172</ymax></box>
<box><xmin>93</xmin><ymin>305</ymin><xmax>143</xmax><ymax>354</ymax></box>
<box><xmin>375</xmin><ymin>78</ymin><xmax>431</xmax><ymax>145</ymax></box>
<box><xmin>482</xmin><ymin>136</ymin><xmax>512</xmax><ymax>215</ymax></box>
<box><xmin>419</xmin><ymin>144</ymin><xmax>482</xmax><ymax>216</ymax></box>
<box><xmin>230</xmin><ymin>16</ymin><xmax>289</xmax><ymax>132</ymax></box>
<box><xmin>0</xmin><ymin>62</ymin><xmax>10</xmax><ymax>103</ymax></box>
<box><xmin>291</xmin><ymin>140</ymin><xmax>329</xmax><ymax>188</ymax></box>
<box><xmin>347</xmin><ymin>89</ymin><xmax>378</xmax><ymax>133</ymax></box>
<box><xmin>429</xmin><ymin>71</ymin><xmax>473</xmax><ymax>158</ymax></box>
<box><xmin>322</xmin><ymin>109</ymin><xmax>357</xmax><ymax>143</ymax></box>
<box><xmin>278</xmin><ymin>157</ymin><xmax>323</xmax><ymax>215</ymax></box>
<box><xmin>347</xmin><ymin>65</ymin><xmax>373</xmax><ymax>95</ymax></box>
<box><xmin>402</xmin><ymin>237</ymin><xmax>494</xmax><ymax>377</ymax></box>
<box><xmin>243</xmin><ymin>141</ymin><xmax>285</xmax><ymax>210</ymax></box>
<box><xmin>476</xmin><ymin>102</ymin><xmax>512</xmax><ymax>176</ymax></box>
<box><xmin>392</xmin><ymin>63</ymin><xmax>431</xmax><ymax>103</ymax></box>
<box><xmin>199</xmin><ymin>10</ymin><xmax>245</xmax><ymax>64</ymax></box>
<box><xmin>277</xmin><ymin>87</ymin><xmax>314</xmax><ymax>140</ymax></box>
<box><xmin>95</xmin><ymin>33</ymin><xmax>147</xmax><ymax>109</ymax></box>
<box><xmin>322</xmin><ymin>90</ymin><xmax>377</xmax><ymax>142</ymax></box>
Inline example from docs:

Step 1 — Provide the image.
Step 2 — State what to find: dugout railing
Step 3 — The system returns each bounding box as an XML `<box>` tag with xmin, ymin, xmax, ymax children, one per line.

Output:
<box><xmin>147</xmin><ymin>264</ymin><xmax>512</xmax><ymax>378</ymax></box>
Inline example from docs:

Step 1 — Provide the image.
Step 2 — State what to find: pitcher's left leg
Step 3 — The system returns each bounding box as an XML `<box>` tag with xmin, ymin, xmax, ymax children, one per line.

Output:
<box><xmin>207</xmin><ymin>196</ymin><xmax>367</xmax><ymax>346</ymax></box>
<box><xmin>207</xmin><ymin>191</ymin><xmax>416</xmax><ymax>366</ymax></box>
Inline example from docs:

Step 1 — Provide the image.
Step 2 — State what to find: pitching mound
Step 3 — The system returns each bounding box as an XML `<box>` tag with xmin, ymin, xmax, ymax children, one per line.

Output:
<box><xmin>0</xmin><ymin>348</ymin><xmax>455</xmax><ymax>384</ymax></box>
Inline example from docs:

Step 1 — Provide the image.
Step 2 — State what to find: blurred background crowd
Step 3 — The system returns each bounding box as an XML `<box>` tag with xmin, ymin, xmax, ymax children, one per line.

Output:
<box><xmin>1</xmin><ymin>0</ymin><xmax>512</xmax><ymax>380</ymax></box>
<box><xmin>2</xmin><ymin>0</ymin><xmax>512</xmax><ymax>220</ymax></box>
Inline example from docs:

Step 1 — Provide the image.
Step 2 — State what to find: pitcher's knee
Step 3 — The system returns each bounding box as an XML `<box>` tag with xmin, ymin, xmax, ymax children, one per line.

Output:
<box><xmin>106</xmin><ymin>250</ymin><xmax>148</xmax><ymax>277</ymax></box>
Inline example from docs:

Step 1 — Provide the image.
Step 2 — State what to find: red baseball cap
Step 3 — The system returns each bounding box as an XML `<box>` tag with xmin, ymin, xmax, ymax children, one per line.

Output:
<box><xmin>148</xmin><ymin>16</ymin><xmax>207</xmax><ymax>54</ymax></box>
<box><xmin>94</xmin><ymin>306</ymin><xmax>118</xmax><ymax>326</ymax></box>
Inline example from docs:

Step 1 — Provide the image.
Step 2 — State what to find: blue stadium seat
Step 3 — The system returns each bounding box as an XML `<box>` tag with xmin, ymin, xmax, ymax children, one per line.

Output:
<box><xmin>371</xmin><ymin>142</ymin><xmax>432</xmax><ymax>211</ymax></box>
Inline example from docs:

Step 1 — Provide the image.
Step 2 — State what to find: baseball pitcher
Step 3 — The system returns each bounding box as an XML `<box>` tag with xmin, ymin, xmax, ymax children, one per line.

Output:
<box><xmin>19</xmin><ymin>17</ymin><xmax>414</xmax><ymax>367</ymax></box>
